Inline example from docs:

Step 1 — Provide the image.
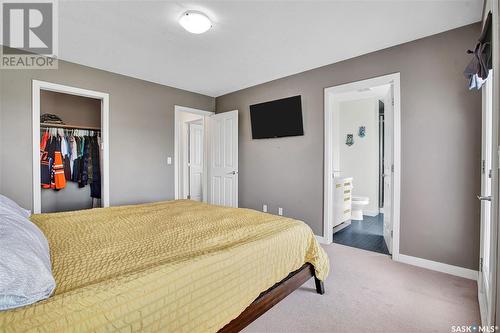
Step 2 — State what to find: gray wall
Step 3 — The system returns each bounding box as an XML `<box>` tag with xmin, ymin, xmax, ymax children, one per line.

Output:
<box><xmin>40</xmin><ymin>90</ymin><xmax>101</xmax><ymax>213</ymax></box>
<box><xmin>41</xmin><ymin>90</ymin><xmax>101</xmax><ymax>128</ymax></box>
<box><xmin>0</xmin><ymin>59</ymin><xmax>215</xmax><ymax>211</ymax></box>
<box><xmin>216</xmin><ymin>23</ymin><xmax>482</xmax><ymax>270</ymax></box>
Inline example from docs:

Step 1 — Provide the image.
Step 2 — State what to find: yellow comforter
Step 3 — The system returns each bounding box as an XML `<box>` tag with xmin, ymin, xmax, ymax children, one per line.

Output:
<box><xmin>0</xmin><ymin>200</ymin><xmax>329</xmax><ymax>333</ymax></box>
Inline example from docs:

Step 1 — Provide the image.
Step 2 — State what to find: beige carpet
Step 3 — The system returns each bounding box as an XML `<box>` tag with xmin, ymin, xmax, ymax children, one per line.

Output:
<box><xmin>243</xmin><ymin>243</ymin><xmax>480</xmax><ymax>333</ymax></box>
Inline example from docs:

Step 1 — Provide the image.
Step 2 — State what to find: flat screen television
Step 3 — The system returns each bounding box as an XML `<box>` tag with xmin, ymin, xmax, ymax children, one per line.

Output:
<box><xmin>249</xmin><ymin>95</ymin><xmax>304</xmax><ymax>139</ymax></box>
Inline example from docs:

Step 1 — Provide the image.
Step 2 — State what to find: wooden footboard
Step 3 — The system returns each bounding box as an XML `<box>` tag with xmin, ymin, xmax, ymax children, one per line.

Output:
<box><xmin>218</xmin><ymin>263</ymin><xmax>324</xmax><ymax>333</ymax></box>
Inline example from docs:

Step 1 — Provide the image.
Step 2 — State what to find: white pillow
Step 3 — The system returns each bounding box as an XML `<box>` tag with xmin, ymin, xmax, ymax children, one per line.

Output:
<box><xmin>0</xmin><ymin>194</ymin><xmax>31</xmax><ymax>218</ymax></box>
<box><xmin>0</xmin><ymin>212</ymin><xmax>55</xmax><ymax>310</ymax></box>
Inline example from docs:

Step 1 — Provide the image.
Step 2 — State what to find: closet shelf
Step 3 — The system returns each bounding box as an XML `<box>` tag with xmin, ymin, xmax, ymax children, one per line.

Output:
<box><xmin>40</xmin><ymin>123</ymin><xmax>101</xmax><ymax>131</ymax></box>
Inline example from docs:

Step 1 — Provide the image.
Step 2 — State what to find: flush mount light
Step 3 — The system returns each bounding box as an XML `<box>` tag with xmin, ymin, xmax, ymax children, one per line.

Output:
<box><xmin>179</xmin><ymin>10</ymin><xmax>212</xmax><ymax>34</ymax></box>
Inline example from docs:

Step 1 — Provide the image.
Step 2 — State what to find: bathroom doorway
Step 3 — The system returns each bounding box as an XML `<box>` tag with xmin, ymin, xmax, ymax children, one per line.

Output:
<box><xmin>174</xmin><ymin>105</ymin><xmax>214</xmax><ymax>202</ymax></box>
<box><xmin>323</xmin><ymin>73</ymin><xmax>401</xmax><ymax>258</ymax></box>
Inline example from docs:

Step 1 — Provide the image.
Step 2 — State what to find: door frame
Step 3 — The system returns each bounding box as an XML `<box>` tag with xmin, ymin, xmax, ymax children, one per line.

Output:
<box><xmin>186</xmin><ymin>119</ymin><xmax>204</xmax><ymax>201</ymax></box>
<box><xmin>492</xmin><ymin>0</ymin><xmax>500</xmax><ymax>327</ymax></box>
<box><xmin>480</xmin><ymin>0</ymin><xmax>500</xmax><ymax>327</ymax></box>
<box><xmin>32</xmin><ymin>80</ymin><xmax>110</xmax><ymax>214</ymax></box>
<box><xmin>323</xmin><ymin>72</ymin><xmax>401</xmax><ymax>260</ymax></box>
<box><xmin>479</xmin><ymin>68</ymin><xmax>497</xmax><ymax>327</ymax></box>
<box><xmin>174</xmin><ymin>105</ymin><xmax>214</xmax><ymax>201</ymax></box>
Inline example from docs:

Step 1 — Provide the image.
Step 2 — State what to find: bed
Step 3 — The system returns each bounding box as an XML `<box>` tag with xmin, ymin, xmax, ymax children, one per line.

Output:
<box><xmin>0</xmin><ymin>199</ymin><xmax>329</xmax><ymax>332</ymax></box>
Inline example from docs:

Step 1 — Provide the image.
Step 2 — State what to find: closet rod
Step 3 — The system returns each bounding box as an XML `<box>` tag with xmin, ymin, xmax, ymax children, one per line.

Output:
<box><xmin>40</xmin><ymin>123</ymin><xmax>101</xmax><ymax>131</ymax></box>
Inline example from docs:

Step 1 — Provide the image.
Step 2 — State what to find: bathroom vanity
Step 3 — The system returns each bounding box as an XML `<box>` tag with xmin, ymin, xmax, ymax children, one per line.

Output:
<box><xmin>332</xmin><ymin>177</ymin><xmax>352</xmax><ymax>233</ymax></box>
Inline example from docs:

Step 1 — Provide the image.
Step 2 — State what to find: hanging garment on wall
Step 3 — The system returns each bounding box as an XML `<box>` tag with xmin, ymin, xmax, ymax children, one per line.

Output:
<box><xmin>464</xmin><ymin>12</ymin><xmax>492</xmax><ymax>89</ymax></box>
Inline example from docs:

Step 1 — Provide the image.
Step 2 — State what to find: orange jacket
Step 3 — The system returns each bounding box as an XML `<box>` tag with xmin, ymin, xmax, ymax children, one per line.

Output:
<box><xmin>52</xmin><ymin>149</ymin><xmax>66</xmax><ymax>190</ymax></box>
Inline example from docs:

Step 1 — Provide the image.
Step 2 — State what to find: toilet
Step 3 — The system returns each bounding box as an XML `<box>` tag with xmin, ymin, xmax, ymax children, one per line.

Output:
<box><xmin>351</xmin><ymin>196</ymin><xmax>369</xmax><ymax>220</ymax></box>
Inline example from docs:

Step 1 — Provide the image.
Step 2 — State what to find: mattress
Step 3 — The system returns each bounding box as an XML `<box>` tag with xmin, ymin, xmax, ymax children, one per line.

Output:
<box><xmin>0</xmin><ymin>200</ymin><xmax>329</xmax><ymax>332</ymax></box>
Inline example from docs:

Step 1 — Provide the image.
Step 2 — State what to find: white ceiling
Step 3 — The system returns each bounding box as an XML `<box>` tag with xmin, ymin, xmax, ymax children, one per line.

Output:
<box><xmin>58</xmin><ymin>1</ymin><xmax>482</xmax><ymax>97</ymax></box>
<box><xmin>334</xmin><ymin>84</ymin><xmax>391</xmax><ymax>103</ymax></box>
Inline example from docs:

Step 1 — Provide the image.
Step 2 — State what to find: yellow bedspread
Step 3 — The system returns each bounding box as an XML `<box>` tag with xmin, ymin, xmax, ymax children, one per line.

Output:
<box><xmin>0</xmin><ymin>200</ymin><xmax>329</xmax><ymax>333</ymax></box>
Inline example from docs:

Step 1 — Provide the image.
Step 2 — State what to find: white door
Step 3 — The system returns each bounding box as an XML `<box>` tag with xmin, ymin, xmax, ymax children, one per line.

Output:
<box><xmin>208</xmin><ymin>110</ymin><xmax>238</xmax><ymax>207</ymax></box>
<box><xmin>478</xmin><ymin>70</ymin><xmax>494</xmax><ymax>325</ymax></box>
<box><xmin>383</xmin><ymin>85</ymin><xmax>394</xmax><ymax>254</ymax></box>
<box><xmin>188</xmin><ymin>122</ymin><xmax>204</xmax><ymax>201</ymax></box>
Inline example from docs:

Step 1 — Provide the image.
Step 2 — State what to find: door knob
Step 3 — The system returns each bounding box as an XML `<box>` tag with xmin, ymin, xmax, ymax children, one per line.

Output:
<box><xmin>227</xmin><ymin>171</ymin><xmax>238</xmax><ymax>175</ymax></box>
<box><xmin>477</xmin><ymin>195</ymin><xmax>492</xmax><ymax>201</ymax></box>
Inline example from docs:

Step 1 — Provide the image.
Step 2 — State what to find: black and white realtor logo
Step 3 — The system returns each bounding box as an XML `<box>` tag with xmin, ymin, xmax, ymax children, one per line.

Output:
<box><xmin>1</xmin><ymin>1</ymin><xmax>58</xmax><ymax>69</ymax></box>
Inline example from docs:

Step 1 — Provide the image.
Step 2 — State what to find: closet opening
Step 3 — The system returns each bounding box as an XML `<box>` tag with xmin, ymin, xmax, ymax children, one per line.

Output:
<box><xmin>32</xmin><ymin>80</ymin><xmax>110</xmax><ymax>214</ymax></box>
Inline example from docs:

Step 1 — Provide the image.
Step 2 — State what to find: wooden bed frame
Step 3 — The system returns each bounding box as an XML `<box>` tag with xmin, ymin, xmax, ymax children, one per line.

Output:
<box><xmin>218</xmin><ymin>263</ymin><xmax>324</xmax><ymax>333</ymax></box>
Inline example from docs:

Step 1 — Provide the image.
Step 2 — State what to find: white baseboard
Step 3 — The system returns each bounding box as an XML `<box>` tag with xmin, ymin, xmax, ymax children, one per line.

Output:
<box><xmin>315</xmin><ymin>235</ymin><xmax>330</xmax><ymax>245</ymax></box>
<box><xmin>396</xmin><ymin>254</ymin><xmax>478</xmax><ymax>280</ymax></box>
<box><xmin>363</xmin><ymin>210</ymin><xmax>380</xmax><ymax>217</ymax></box>
<box><xmin>333</xmin><ymin>220</ymin><xmax>351</xmax><ymax>234</ymax></box>
<box><xmin>478</xmin><ymin>287</ymin><xmax>487</xmax><ymax>326</ymax></box>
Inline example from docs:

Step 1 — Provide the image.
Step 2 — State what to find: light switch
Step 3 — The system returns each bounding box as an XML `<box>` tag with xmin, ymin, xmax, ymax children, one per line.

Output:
<box><xmin>167</xmin><ymin>157</ymin><xmax>172</xmax><ymax>165</ymax></box>
<box><xmin>263</xmin><ymin>204</ymin><xmax>268</xmax><ymax>213</ymax></box>
<box><xmin>278</xmin><ymin>207</ymin><xmax>283</xmax><ymax>216</ymax></box>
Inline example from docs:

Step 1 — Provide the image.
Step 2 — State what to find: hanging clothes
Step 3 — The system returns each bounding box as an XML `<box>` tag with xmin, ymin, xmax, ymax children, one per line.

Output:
<box><xmin>40</xmin><ymin>128</ymin><xmax>100</xmax><ymax>199</ymax></box>
<box><xmin>90</xmin><ymin>136</ymin><xmax>101</xmax><ymax>199</ymax></box>
<box><xmin>40</xmin><ymin>131</ymin><xmax>49</xmax><ymax>153</ymax></box>
<box><xmin>52</xmin><ymin>137</ymin><xmax>67</xmax><ymax>190</ymax></box>
<box><xmin>72</xmin><ymin>136</ymin><xmax>81</xmax><ymax>182</ymax></box>
<box><xmin>88</xmin><ymin>141</ymin><xmax>93</xmax><ymax>185</ymax></box>
<box><xmin>68</xmin><ymin>135</ymin><xmax>77</xmax><ymax>175</ymax></box>
<box><xmin>60</xmin><ymin>134</ymin><xmax>68</xmax><ymax>157</ymax></box>
<box><xmin>58</xmin><ymin>134</ymin><xmax>71</xmax><ymax>181</ymax></box>
<box><xmin>72</xmin><ymin>156</ymin><xmax>81</xmax><ymax>183</ymax></box>
<box><xmin>45</xmin><ymin>136</ymin><xmax>57</xmax><ymax>188</ymax></box>
<box><xmin>40</xmin><ymin>132</ymin><xmax>52</xmax><ymax>189</ymax></box>
<box><xmin>63</xmin><ymin>156</ymin><xmax>72</xmax><ymax>181</ymax></box>
<box><xmin>78</xmin><ymin>137</ymin><xmax>90</xmax><ymax>188</ymax></box>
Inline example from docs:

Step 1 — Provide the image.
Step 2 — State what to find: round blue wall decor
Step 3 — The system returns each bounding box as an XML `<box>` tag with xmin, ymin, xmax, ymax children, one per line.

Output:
<box><xmin>358</xmin><ymin>126</ymin><xmax>366</xmax><ymax>138</ymax></box>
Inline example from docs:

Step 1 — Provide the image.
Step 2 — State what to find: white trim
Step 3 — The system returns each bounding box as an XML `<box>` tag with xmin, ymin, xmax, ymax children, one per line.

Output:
<box><xmin>392</xmin><ymin>73</ymin><xmax>402</xmax><ymax>261</ymax></box>
<box><xmin>323</xmin><ymin>73</ymin><xmax>402</xmax><ymax>261</ymax></box>
<box><xmin>174</xmin><ymin>105</ymin><xmax>214</xmax><ymax>202</ymax></box>
<box><xmin>397</xmin><ymin>254</ymin><xmax>478</xmax><ymax>280</ymax></box>
<box><xmin>32</xmin><ymin>84</ymin><xmax>41</xmax><ymax>212</ymax></box>
<box><xmin>315</xmin><ymin>235</ymin><xmax>329</xmax><ymax>245</ymax></box>
<box><xmin>363</xmin><ymin>210</ymin><xmax>380</xmax><ymax>217</ymax></box>
<box><xmin>32</xmin><ymin>80</ymin><xmax>110</xmax><ymax>213</ymax></box>
<box><xmin>479</xmin><ymin>284</ymin><xmax>488</xmax><ymax>326</ymax></box>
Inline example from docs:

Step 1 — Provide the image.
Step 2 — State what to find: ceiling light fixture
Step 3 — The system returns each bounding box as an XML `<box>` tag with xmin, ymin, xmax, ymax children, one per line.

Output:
<box><xmin>179</xmin><ymin>10</ymin><xmax>212</xmax><ymax>34</ymax></box>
